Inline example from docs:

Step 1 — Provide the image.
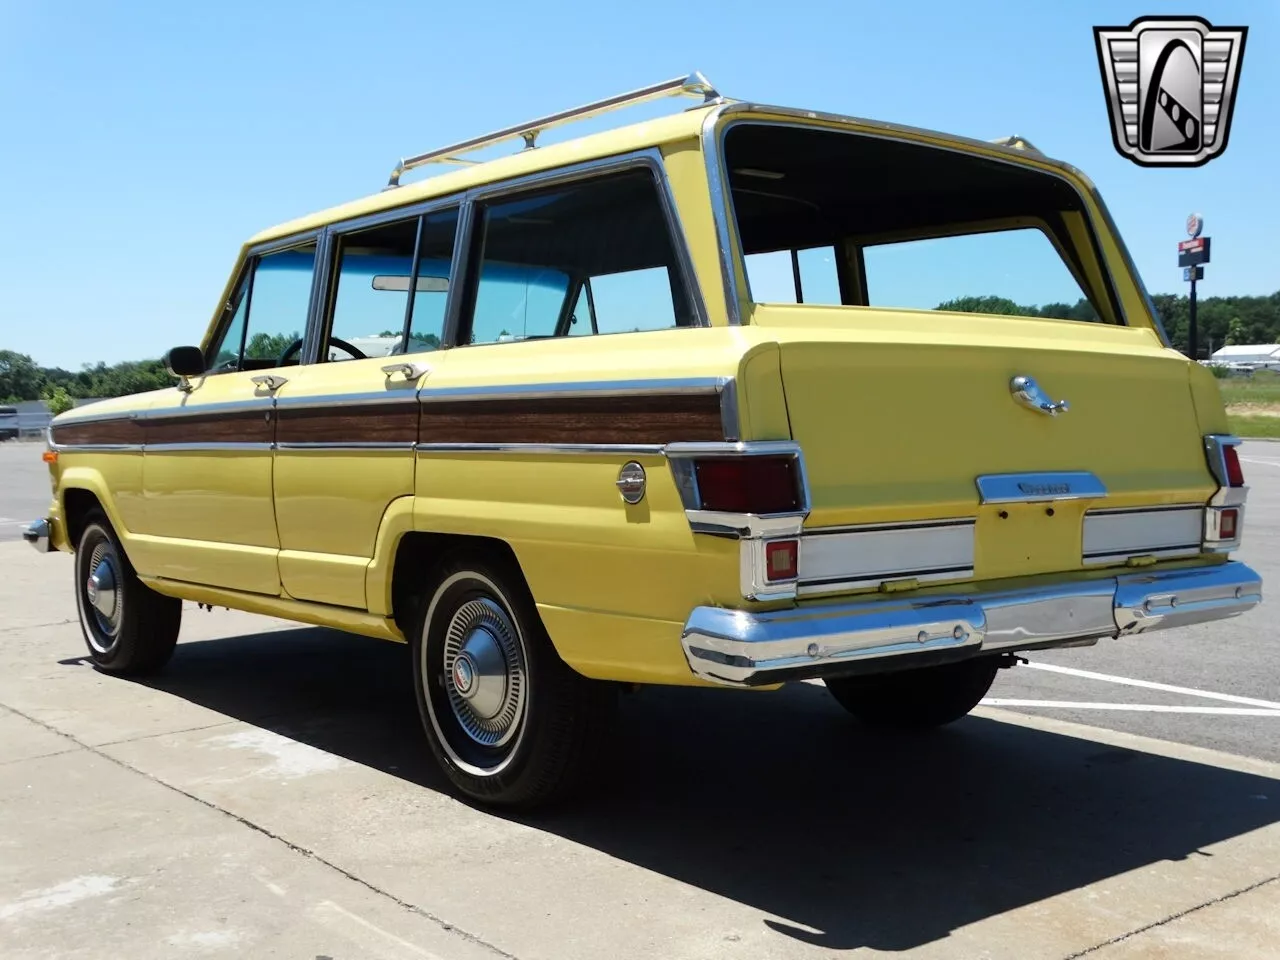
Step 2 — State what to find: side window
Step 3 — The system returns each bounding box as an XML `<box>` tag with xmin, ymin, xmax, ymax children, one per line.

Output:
<box><xmin>462</xmin><ymin>170</ymin><xmax>694</xmax><ymax>345</ymax></box>
<box><xmin>744</xmin><ymin>245</ymin><xmax>842</xmax><ymax>305</ymax></box>
<box><xmin>206</xmin><ymin>241</ymin><xmax>318</xmax><ymax>373</ymax></box>
<box><xmin>325</xmin><ymin>207</ymin><xmax>458</xmax><ymax>360</ymax></box>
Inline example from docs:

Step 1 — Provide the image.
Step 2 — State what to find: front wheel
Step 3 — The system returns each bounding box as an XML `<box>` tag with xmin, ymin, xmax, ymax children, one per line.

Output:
<box><xmin>825</xmin><ymin>657</ymin><xmax>1001</xmax><ymax>730</ymax></box>
<box><xmin>74</xmin><ymin>510</ymin><xmax>181</xmax><ymax>674</ymax></box>
<box><xmin>410</xmin><ymin>555</ymin><xmax>616</xmax><ymax>808</ymax></box>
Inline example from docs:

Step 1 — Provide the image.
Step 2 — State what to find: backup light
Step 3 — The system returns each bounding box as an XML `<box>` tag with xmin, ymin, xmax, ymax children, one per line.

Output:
<box><xmin>764</xmin><ymin>539</ymin><xmax>799</xmax><ymax>582</ymax></box>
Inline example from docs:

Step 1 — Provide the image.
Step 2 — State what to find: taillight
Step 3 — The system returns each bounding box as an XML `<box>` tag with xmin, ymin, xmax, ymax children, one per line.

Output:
<box><xmin>1203</xmin><ymin>435</ymin><xmax>1246</xmax><ymax>551</ymax></box>
<box><xmin>1224</xmin><ymin>444</ymin><xmax>1245</xmax><ymax>487</ymax></box>
<box><xmin>693</xmin><ymin>456</ymin><xmax>802</xmax><ymax>514</ymax></box>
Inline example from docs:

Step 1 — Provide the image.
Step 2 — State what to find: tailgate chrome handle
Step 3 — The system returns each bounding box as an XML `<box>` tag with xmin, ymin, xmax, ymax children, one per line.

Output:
<box><xmin>381</xmin><ymin>362</ymin><xmax>430</xmax><ymax>381</ymax></box>
<box><xmin>1011</xmin><ymin>376</ymin><xmax>1069</xmax><ymax>416</ymax></box>
<box><xmin>251</xmin><ymin>374</ymin><xmax>288</xmax><ymax>391</ymax></box>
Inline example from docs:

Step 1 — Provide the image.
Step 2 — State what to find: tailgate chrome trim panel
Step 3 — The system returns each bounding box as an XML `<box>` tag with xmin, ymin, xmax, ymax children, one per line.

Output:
<box><xmin>681</xmin><ymin>561</ymin><xmax>1261</xmax><ymax>686</ymax></box>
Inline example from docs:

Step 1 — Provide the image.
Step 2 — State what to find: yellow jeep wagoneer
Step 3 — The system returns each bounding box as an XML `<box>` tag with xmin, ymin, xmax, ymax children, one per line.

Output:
<box><xmin>27</xmin><ymin>74</ymin><xmax>1261</xmax><ymax>807</ymax></box>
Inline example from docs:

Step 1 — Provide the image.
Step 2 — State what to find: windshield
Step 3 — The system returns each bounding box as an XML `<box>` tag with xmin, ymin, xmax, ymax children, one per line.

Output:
<box><xmin>726</xmin><ymin>122</ymin><xmax>1119</xmax><ymax>324</ymax></box>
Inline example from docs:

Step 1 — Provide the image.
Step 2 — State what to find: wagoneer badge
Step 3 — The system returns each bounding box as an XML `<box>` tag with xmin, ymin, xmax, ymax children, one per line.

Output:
<box><xmin>1017</xmin><ymin>481</ymin><xmax>1072</xmax><ymax>497</ymax></box>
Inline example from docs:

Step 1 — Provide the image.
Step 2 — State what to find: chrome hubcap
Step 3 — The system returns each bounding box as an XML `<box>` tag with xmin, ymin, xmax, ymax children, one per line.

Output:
<box><xmin>443</xmin><ymin>598</ymin><xmax>526</xmax><ymax>748</ymax></box>
<box><xmin>88</xmin><ymin>558</ymin><xmax>118</xmax><ymax>619</ymax></box>
<box><xmin>83</xmin><ymin>540</ymin><xmax>122</xmax><ymax>650</ymax></box>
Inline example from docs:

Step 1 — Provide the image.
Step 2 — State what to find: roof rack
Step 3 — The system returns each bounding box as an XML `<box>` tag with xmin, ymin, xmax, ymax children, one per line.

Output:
<box><xmin>991</xmin><ymin>134</ymin><xmax>1043</xmax><ymax>154</ymax></box>
<box><xmin>384</xmin><ymin>72</ymin><xmax>722</xmax><ymax>188</ymax></box>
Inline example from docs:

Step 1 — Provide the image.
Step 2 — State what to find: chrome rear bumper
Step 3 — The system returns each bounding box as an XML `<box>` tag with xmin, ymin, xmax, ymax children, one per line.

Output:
<box><xmin>681</xmin><ymin>561</ymin><xmax>1262</xmax><ymax>686</ymax></box>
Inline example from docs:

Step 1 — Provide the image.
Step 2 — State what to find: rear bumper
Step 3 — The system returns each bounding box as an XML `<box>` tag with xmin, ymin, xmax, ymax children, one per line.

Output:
<box><xmin>681</xmin><ymin>561</ymin><xmax>1262</xmax><ymax>686</ymax></box>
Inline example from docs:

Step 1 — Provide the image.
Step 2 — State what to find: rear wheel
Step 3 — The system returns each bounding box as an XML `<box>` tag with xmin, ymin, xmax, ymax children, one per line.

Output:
<box><xmin>825</xmin><ymin>657</ymin><xmax>1000</xmax><ymax>730</ymax></box>
<box><xmin>74</xmin><ymin>510</ymin><xmax>181</xmax><ymax>674</ymax></box>
<box><xmin>410</xmin><ymin>554</ymin><xmax>616</xmax><ymax>808</ymax></box>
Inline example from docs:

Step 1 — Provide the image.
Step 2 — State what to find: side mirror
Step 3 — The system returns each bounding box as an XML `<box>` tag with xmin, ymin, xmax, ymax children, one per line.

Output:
<box><xmin>164</xmin><ymin>346</ymin><xmax>205</xmax><ymax>393</ymax></box>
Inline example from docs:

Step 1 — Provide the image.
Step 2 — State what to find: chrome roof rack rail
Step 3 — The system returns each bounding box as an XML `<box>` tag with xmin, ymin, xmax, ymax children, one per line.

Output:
<box><xmin>991</xmin><ymin>134</ymin><xmax>1043</xmax><ymax>154</ymax></box>
<box><xmin>384</xmin><ymin>72</ymin><xmax>722</xmax><ymax>189</ymax></box>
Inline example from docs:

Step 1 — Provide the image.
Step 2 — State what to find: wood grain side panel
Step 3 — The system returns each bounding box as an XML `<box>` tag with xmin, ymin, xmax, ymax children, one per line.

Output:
<box><xmin>419</xmin><ymin>394</ymin><xmax>725</xmax><ymax>445</ymax></box>
<box><xmin>147</xmin><ymin>409</ymin><xmax>273</xmax><ymax>445</ymax></box>
<box><xmin>52</xmin><ymin>418</ymin><xmax>144</xmax><ymax>446</ymax></box>
<box><xmin>276</xmin><ymin>402</ymin><xmax>419</xmax><ymax>444</ymax></box>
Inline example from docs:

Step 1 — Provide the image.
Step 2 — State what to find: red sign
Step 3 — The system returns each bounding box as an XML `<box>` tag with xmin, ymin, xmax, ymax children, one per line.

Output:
<box><xmin>1178</xmin><ymin>238</ymin><xmax>1204</xmax><ymax>252</ymax></box>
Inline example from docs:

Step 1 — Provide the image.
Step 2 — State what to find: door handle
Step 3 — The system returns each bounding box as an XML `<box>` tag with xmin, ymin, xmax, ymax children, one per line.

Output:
<box><xmin>251</xmin><ymin>374</ymin><xmax>289</xmax><ymax>391</ymax></box>
<box><xmin>381</xmin><ymin>362</ymin><xmax>430</xmax><ymax>382</ymax></box>
<box><xmin>1010</xmin><ymin>375</ymin><xmax>1069</xmax><ymax>416</ymax></box>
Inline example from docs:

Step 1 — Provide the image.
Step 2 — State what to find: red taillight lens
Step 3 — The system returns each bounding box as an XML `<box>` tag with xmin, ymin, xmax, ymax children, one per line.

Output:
<box><xmin>1219</xmin><ymin>508</ymin><xmax>1239</xmax><ymax>540</ymax></box>
<box><xmin>1224</xmin><ymin>444</ymin><xmax>1245</xmax><ymax>487</ymax></box>
<box><xmin>694</xmin><ymin>456</ymin><xmax>801</xmax><ymax>514</ymax></box>
<box><xmin>764</xmin><ymin>539</ymin><xmax>799</xmax><ymax>581</ymax></box>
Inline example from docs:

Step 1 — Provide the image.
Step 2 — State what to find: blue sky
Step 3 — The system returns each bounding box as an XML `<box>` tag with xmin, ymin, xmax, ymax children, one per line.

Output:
<box><xmin>0</xmin><ymin>0</ymin><xmax>1275</xmax><ymax>369</ymax></box>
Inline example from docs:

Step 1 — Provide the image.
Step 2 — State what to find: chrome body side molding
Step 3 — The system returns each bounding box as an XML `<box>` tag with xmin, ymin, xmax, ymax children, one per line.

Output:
<box><xmin>418</xmin><ymin>376</ymin><xmax>732</xmax><ymax>403</ymax></box>
<box><xmin>682</xmin><ymin>561</ymin><xmax>1262</xmax><ymax>686</ymax></box>
<box><xmin>417</xmin><ymin>442</ymin><xmax>667</xmax><ymax>456</ymax></box>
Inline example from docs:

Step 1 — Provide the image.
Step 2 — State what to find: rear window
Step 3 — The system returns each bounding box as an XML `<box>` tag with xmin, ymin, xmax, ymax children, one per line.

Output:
<box><xmin>728</xmin><ymin>123</ymin><xmax>1115</xmax><ymax>324</ymax></box>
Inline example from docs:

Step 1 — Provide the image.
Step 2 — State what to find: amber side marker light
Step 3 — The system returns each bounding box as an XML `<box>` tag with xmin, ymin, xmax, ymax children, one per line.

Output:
<box><xmin>42</xmin><ymin>450</ymin><xmax>58</xmax><ymax>464</ymax></box>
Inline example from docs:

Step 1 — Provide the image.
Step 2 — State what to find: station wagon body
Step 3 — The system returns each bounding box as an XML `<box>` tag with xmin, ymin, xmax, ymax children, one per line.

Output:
<box><xmin>27</xmin><ymin>74</ymin><xmax>1262</xmax><ymax>807</ymax></box>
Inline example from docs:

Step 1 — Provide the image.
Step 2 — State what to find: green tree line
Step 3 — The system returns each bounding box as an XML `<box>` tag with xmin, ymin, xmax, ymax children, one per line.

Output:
<box><xmin>939</xmin><ymin>292</ymin><xmax>1280</xmax><ymax>359</ymax></box>
<box><xmin>5</xmin><ymin>291</ymin><xmax>1279</xmax><ymax>404</ymax></box>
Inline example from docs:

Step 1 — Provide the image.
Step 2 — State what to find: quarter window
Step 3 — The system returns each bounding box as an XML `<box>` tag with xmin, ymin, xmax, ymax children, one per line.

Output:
<box><xmin>461</xmin><ymin>170</ymin><xmax>695</xmax><ymax>345</ymax></box>
<box><xmin>745</xmin><ymin>246</ymin><xmax>842</xmax><ymax>305</ymax></box>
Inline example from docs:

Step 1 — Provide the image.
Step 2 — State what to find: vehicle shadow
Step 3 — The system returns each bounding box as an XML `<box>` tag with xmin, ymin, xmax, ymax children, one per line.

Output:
<box><xmin>134</xmin><ymin>625</ymin><xmax>1280</xmax><ymax>953</ymax></box>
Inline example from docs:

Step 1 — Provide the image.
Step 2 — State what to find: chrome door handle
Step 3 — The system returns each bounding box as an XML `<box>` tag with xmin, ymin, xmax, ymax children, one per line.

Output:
<box><xmin>1010</xmin><ymin>375</ymin><xmax>1069</xmax><ymax>416</ymax></box>
<box><xmin>381</xmin><ymin>362</ymin><xmax>430</xmax><ymax>381</ymax></box>
<box><xmin>251</xmin><ymin>374</ymin><xmax>289</xmax><ymax>391</ymax></box>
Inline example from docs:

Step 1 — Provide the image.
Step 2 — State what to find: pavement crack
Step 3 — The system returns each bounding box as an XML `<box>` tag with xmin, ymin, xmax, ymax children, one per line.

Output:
<box><xmin>1062</xmin><ymin>873</ymin><xmax>1280</xmax><ymax>959</ymax></box>
<box><xmin>0</xmin><ymin>747</ymin><xmax>82</xmax><ymax>767</ymax></box>
<box><xmin>93</xmin><ymin>719</ymin><xmax>240</xmax><ymax>747</ymax></box>
<box><xmin>0</xmin><ymin>702</ymin><xmax>518</xmax><ymax>960</ymax></box>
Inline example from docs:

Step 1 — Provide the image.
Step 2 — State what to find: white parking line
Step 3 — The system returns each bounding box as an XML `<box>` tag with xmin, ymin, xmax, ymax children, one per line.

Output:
<box><xmin>1240</xmin><ymin>457</ymin><xmax>1280</xmax><ymax>468</ymax></box>
<box><xmin>1021</xmin><ymin>661</ymin><xmax>1280</xmax><ymax>710</ymax></box>
<box><xmin>983</xmin><ymin>699</ymin><xmax>1280</xmax><ymax>716</ymax></box>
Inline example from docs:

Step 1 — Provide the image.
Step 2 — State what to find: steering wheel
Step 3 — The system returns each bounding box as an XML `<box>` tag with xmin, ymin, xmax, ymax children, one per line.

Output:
<box><xmin>277</xmin><ymin>336</ymin><xmax>367</xmax><ymax>366</ymax></box>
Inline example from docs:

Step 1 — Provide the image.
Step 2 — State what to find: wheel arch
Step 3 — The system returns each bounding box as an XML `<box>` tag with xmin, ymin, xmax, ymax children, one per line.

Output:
<box><xmin>58</xmin><ymin>468</ymin><xmax>127</xmax><ymax>552</ymax></box>
<box><xmin>388</xmin><ymin>530</ymin><xmax>523</xmax><ymax>636</ymax></box>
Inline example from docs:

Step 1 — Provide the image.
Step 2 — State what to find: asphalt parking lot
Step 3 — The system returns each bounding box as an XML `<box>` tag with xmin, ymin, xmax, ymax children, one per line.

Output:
<box><xmin>1</xmin><ymin>440</ymin><xmax>1278</xmax><ymax>959</ymax></box>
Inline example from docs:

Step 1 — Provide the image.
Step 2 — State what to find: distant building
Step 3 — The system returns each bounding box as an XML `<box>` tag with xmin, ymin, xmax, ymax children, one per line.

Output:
<box><xmin>10</xmin><ymin>398</ymin><xmax>105</xmax><ymax>438</ymax></box>
<box><xmin>1208</xmin><ymin>344</ymin><xmax>1280</xmax><ymax>367</ymax></box>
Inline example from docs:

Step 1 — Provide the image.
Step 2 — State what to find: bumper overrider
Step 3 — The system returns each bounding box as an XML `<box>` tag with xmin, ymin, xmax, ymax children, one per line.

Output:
<box><xmin>681</xmin><ymin>561</ymin><xmax>1262</xmax><ymax>686</ymax></box>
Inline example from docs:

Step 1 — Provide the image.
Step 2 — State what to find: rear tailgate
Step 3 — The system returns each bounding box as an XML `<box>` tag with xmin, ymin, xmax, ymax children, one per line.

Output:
<box><xmin>763</xmin><ymin>308</ymin><xmax>1215</xmax><ymax>591</ymax></box>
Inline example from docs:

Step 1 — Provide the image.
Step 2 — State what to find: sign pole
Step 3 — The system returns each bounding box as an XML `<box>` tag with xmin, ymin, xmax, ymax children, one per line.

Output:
<box><xmin>1180</xmin><ymin>213</ymin><xmax>1208</xmax><ymax>361</ymax></box>
<box><xmin>1189</xmin><ymin>271</ymin><xmax>1198</xmax><ymax>360</ymax></box>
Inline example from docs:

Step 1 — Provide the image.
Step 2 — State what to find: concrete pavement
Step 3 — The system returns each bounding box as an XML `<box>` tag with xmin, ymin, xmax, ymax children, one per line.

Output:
<box><xmin>2</xmin><ymin>440</ymin><xmax>1279</xmax><ymax>957</ymax></box>
<box><xmin>2</xmin><ymin>540</ymin><xmax>1279</xmax><ymax>958</ymax></box>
